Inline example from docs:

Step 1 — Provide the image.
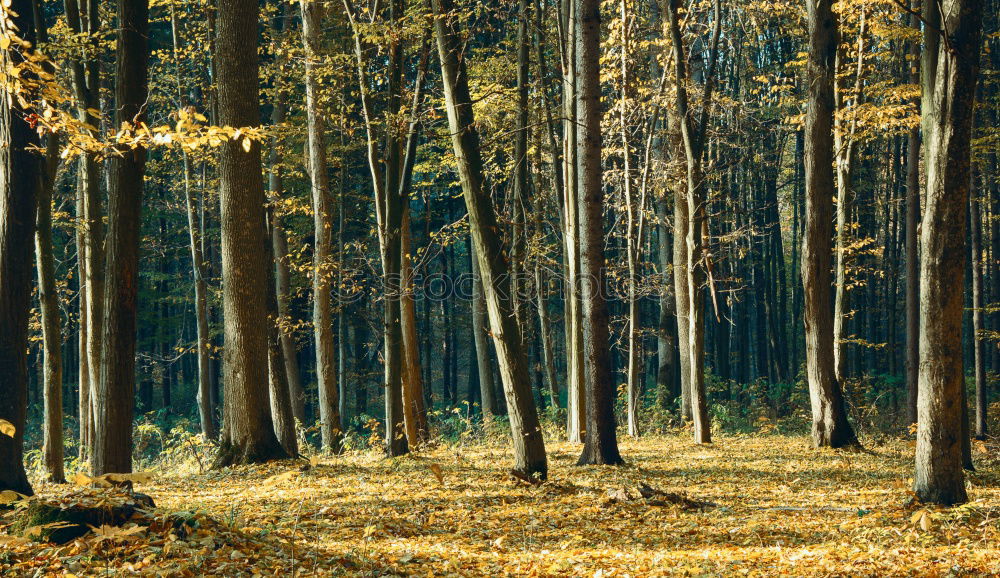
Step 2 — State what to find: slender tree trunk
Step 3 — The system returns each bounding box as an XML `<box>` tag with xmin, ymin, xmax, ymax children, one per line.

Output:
<box><xmin>665</xmin><ymin>0</ymin><xmax>720</xmax><ymax>444</ymax></box>
<box><xmin>904</xmin><ymin>0</ymin><xmax>921</xmax><ymax>427</ymax></box>
<box><xmin>36</xmin><ymin>128</ymin><xmax>64</xmax><ymax>483</ymax></box>
<box><xmin>301</xmin><ymin>0</ymin><xmax>342</xmax><ymax>454</ymax></box>
<box><xmin>213</xmin><ymin>0</ymin><xmax>289</xmax><ymax>467</ymax></box>
<box><xmin>265</xmin><ymin>208</ymin><xmax>299</xmax><ymax>457</ymax></box>
<box><xmin>269</xmin><ymin>108</ymin><xmax>306</xmax><ymax>424</ymax></box>
<box><xmin>93</xmin><ymin>0</ymin><xmax>148</xmax><ymax>477</ymax></box>
<box><xmin>802</xmin><ymin>0</ymin><xmax>858</xmax><ymax>449</ymax></box>
<box><xmin>470</xmin><ymin>235</ymin><xmax>499</xmax><ymax>416</ymax></box>
<box><xmin>575</xmin><ymin>0</ymin><xmax>623</xmax><ymax>466</ymax></box>
<box><xmin>971</xmin><ymin>189</ymin><xmax>987</xmax><ymax>440</ymax></box>
<box><xmin>560</xmin><ymin>0</ymin><xmax>586</xmax><ymax>443</ymax></box>
<box><xmin>171</xmin><ymin>4</ymin><xmax>215</xmax><ymax>440</ymax></box>
<box><xmin>433</xmin><ymin>0</ymin><xmax>547</xmax><ymax>478</ymax></box>
<box><xmin>31</xmin><ymin>0</ymin><xmax>64</xmax><ymax>484</ymax></box>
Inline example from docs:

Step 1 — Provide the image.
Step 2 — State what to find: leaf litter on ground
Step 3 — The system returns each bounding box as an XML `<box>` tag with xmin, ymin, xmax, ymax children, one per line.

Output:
<box><xmin>2</xmin><ymin>434</ymin><xmax>999</xmax><ymax>576</ymax></box>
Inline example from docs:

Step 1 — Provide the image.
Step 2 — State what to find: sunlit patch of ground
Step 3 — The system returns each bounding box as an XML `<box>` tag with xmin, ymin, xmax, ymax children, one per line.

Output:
<box><xmin>4</xmin><ymin>433</ymin><xmax>1000</xmax><ymax>576</ymax></box>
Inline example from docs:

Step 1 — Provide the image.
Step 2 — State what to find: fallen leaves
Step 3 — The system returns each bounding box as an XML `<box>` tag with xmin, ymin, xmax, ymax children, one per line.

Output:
<box><xmin>2</xmin><ymin>435</ymin><xmax>999</xmax><ymax>576</ymax></box>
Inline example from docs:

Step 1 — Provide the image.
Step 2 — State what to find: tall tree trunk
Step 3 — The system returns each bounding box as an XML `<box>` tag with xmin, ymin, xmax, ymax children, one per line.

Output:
<box><xmin>32</xmin><ymin>1</ymin><xmax>64</xmax><ymax>484</ymax></box>
<box><xmin>343</xmin><ymin>0</ymin><xmax>408</xmax><ymax>456</ymax></box>
<box><xmin>93</xmin><ymin>0</ymin><xmax>148</xmax><ymax>477</ymax></box>
<box><xmin>575</xmin><ymin>0</ymin><xmax>623</xmax><ymax>466</ymax></box>
<box><xmin>301</xmin><ymin>0</ymin><xmax>342</xmax><ymax>454</ymax></box>
<box><xmin>269</xmin><ymin>107</ymin><xmax>306</xmax><ymax>424</ymax></box>
<box><xmin>913</xmin><ymin>0</ymin><xmax>983</xmax><ymax>506</ymax></box>
<box><xmin>213</xmin><ymin>0</ymin><xmax>289</xmax><ymax>467</ymax></box>
<box><xmin>0</xmin><ymin>0</ymin><xmax>40</xmax><ymax>495</ymax></box>
<box><xmin>802</xmin><ymin>0</ymin><xmax>857</xmax><ymax>449</ymax></box>
<box><xmin>665</xmin><ymin>0</ymin><xmax>720</xmax><ymax>444</ymax></box>
<box><xmin>560</xmin><ymin>0</ymin><xmax>586</xmax><ymax>443</ymax></box>
<box><xmin>64</xmin><ymin>0</ymin><xmax>101</xmax><ymax>462</ymax></box>
<box><xmin>171</xmin><ymin>3</ymin><xmax>216</xmax><ymax>440</ymax></box>
<box><xmin>832</xmin><ymin>11</ymin><xmax>866</xmax><ymax>385</ymax></box>
<box><xmin>971</xmin><ymin>188</ymin><xmax>987</xmax><ymax>439</ymax></box>
<box><xmin>433</xmin><ymin>0</ymin><xmax>547</xmax><ymax>478</ymax></box>
<box><xmin>904</xmin><ymin>0</ymin><xmax>921</xmax><ymax>427</ymax></box>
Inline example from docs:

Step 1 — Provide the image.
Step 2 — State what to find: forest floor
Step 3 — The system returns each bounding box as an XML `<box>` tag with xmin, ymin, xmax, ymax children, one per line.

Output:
<box><xmin>3</xmin><ymin>432</ymin><xmax>1000</xmax><ymax>576</ymax></box>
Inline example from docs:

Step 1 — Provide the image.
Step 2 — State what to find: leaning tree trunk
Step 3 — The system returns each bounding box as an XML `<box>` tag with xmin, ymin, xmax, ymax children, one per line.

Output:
<box><xmin>433</xmin><ymin>0</ymin><xmax>547</xmax><ymax>479</ymax></box>
<box><xmin>93</xmin><ymin>0</ymin><xmax>148</xmax><ymax>477</ymax></box>
<box><xmin>802</xmin><ymin>0</ymin><xmax>857</xmax><ymax>449</ymax></box>
<box><xmin>0</xmin><ymin>0</ymin><xmax>40</xmax><ymax>495</ymax></box>
<box><xmin>301</xmin><ymin>0</ymin><xmax>342</xmax><ymax>454</ymax></box>
<box><xmin>213</xmin><ymin>0</ymin><xmax>289</xmax><ymax>467</ymax></box>
<box><xmin>575</xmin><ymin>0</ymin><xmax>623</xmax><ymax>466</ymax></box>
<box><xmin>914</xmin><ymin>0</ymin><xmax>983</xmax><ymax>506</ymax></box>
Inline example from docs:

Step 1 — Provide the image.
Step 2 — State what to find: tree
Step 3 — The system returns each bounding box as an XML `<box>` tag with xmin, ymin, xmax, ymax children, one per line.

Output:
<box><xmin>213</xmin><ymin>0</ymin><xmax>289</xmax><ymax>467</ymax></box>
<box><xmin>0</xmin><ymin>0</ymin><xmax>40</xmax><ymax>496</ymax></box>
<box><xmin>33</xmin><ymin>0</ymin><xmax>65</xmax><ymax>484</ymax></box>
<box><xmin>432</xmin><ymin>0</ymin><xmax>548</xmax><ymax>479</ymax></box>
<box><xmin>575</xmin><ymin>0</ymin><xmax>623</xmax><ymax>466</ymax></box>
<box><xmin>171</xmin><ymin>3</ymin><xmax>215</xmax><ymax>440</ymax></box>
<box><xmin>802</xmin><ymin>0</ymin><xmax>857</xmax><ymax>449</ymax></box>
<box><xmin>92</xmin><ymin>0</ymin><xmax>148</xmax><ymax>477</ymax></box>
<box><xmin>664</xmin><ymin>0</ymin><xmax>721</xmax><ymax>444</ymax></box>
<box><xmin>904</xmin><ymin>0</ymin><xmax>920</xmax><ymax>427</ymax></box>
<box><xmin>914</xmin><ymin>0</ymin><xmax>984</xmax><ymax>506</ymax></box>
<box><xmin>301</xmin><ymin>0</ymin><xmax>342</xmax><ymax>454</ymax></box>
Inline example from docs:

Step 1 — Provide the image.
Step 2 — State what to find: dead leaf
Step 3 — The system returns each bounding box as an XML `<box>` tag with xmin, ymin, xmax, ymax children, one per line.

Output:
<box><xmin>0</xmin><ymin>419</ymin><xmax>14</xmax><ymax>437</ymax></box>
<box><xmin>429</xmin><ymin>463</ymin><xmax>444</xmax><ymax>485</ymax></box>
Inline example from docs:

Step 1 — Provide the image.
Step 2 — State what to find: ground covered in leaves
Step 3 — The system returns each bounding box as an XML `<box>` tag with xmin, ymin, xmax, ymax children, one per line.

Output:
<box><xmin>3</xmin><ymin>433</ymin><xmax>1000</xmax><ymax>576</ymax></box>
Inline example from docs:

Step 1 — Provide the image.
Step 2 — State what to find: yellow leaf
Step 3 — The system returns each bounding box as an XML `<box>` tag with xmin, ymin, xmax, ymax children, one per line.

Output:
<box><xmin>72</xmin><ymin>472</ymin><xmax>91</xmax><ymax>486</ymax></box>
<box><xmin>0</xmin><ymin>490</ymin><xmax>26</xmax><ymax>504</ymax></box>
<box><xmin>429</xmin><ymin>463</ymin><xmax>444</xmax><ymax>485</ymax></box>
<box><xmin>241</xmin><ymin>136</ymin><xmax>252</xmax><ymax>153</ymax></box>
<box><xmin>0</xmin><ymin>419</ymin><xmax>15</xmax><ymax>437</ymax></box>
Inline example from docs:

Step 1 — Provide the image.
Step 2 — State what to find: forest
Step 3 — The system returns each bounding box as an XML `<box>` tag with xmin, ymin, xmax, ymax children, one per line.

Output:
<box><xmin>0</xmin><ymin>0</ymin><xmax>998</xmax><ymax>574</ymax></box>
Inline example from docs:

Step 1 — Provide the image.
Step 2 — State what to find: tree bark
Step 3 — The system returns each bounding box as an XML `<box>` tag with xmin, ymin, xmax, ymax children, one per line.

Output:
<box><xmin>301</xmin><ymin>0</ymin><xmax>342</xmax><ymax>454</ymax></box>
<box><xmin>93</xmin><ymin>0</ymin><xmax>148</xmax><ymax>477</ymax></box>
<box><xmin>213</xmin><ymin>0</ymin><xmax>289</xmax><ymax>467</ymax></box>
<box><xmin>971</xmin><ymin>186</ymin><xmax>987</xmax><ymax>440</ymax></box>
<box><xmin>0</xmin><ymin>0</ymin><xmax>40</xmax><ymax>495</ymax></box>
<box><xmin>433</xmin><ymin>0</ymin><xmax>548</xmax><ymax>478</ymax></box>
<box><xmin>913</xmin><ymin>0</ymin><xmax>983</xmax><ymax>507</ymax></box>
<box><xmin>575</xmin><ymin>0</ymin><xmax>623</xmax><ymax>466</ymax></box>
<box><xmin>904</xmin><ymin>0</ymin><xmax>921</xmax><ymax>427</ymax></box>
<box><xmin>171</xmin><ymin>3</ymin><xmax>216</xmax><ymax>441</ymax></box>
<box><xmin>802</xmin><ymin>0</ymin><xmax>858</xmax><ymax>449</ymax></box>
<box><xmin>560</xmin><ymin>0</ymin><xmax>586</xmax><ymax>443</ymax></box>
